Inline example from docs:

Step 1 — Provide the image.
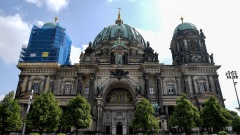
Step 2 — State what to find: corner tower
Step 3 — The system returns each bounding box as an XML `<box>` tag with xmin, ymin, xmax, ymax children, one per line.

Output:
<box><xmin>19</xmin><ymin>18</ymin><xmax>72</xmax><ymax>65</ymax></box>
<box><xmin>170</xmin><ymin>17</ymin><xmax>213</xmax><ymax>65</ymax></box>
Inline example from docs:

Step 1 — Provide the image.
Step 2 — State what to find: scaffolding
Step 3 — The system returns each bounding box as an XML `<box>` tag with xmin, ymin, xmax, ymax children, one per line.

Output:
<box><xmin>19</xmin><ymin>23</ymin><xmax>72</xmax><ymax>65</ymax></box>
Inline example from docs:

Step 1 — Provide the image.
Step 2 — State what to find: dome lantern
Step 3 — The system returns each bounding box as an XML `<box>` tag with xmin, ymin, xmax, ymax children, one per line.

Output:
<box><xmin>115</xmin><ymin>7</ymin><xmax>123</xmax><ymax>25</ymax></box>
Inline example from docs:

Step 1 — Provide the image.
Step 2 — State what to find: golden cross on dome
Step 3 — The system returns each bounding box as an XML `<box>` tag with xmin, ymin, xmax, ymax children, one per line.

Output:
<box><xmin>180</xmin><ymin>16</ymin><xmax>184</xmax><ymax>23</ymax></box>
<box><xmin>118</xmin><ymin>7</ymin><xmax>121</xmax><ymax>20</ymax></box>
<box><xmin>55</xmin><ymin>17</ymin><xmax>58</xmax><ymax>23</ymax></box>
<box><xmin>117</xmin><ymin>35</ymin><xmax>122</xmax><ymax>44</ymax></box>
<box><xmin>118</xmin><ymin>7</ymin><xmax>121</xmax><ymax>14</ymax></box>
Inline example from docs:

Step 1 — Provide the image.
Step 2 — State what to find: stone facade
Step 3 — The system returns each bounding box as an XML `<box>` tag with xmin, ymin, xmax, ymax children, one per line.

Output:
<box><xmin>15</xmin><ymin>16</ymin><xmax>224</xmax><ymax>134</ymax></box>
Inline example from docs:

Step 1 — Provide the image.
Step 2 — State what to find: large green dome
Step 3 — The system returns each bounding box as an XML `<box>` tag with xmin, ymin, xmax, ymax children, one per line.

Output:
<box><xmin>42</xmin><ymin>22</ymin><xmax>59</xmax><ymax>29</ymax></box>
<box><xmin>92</xmin><ymin>23</ymin><xmax>146</xmax><ymax>48</ymax></box>
<box><xmin>173</xmin><ymin>22</ymin><xmax>197</xmax><ymax>35</ymax></box>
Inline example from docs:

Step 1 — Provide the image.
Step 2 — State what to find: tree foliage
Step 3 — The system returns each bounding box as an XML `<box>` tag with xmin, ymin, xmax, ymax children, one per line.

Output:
<box><xmin>170</xmin><ymin>94</ymin><xmax>201</xmax><ymax>135</ymax></box>
<box><xmin>229</xmin><ymin>110</ymin><xmax>240</xmax><ymax>134</ymax></box>
<box><xmin>27</xmin><ymin>92</ymin><xmax>62</xmax><ymax>135</ymax></box>
<box><xmin>0</xmin><ymin>91</ymin><xmax>22</xmax><ymax>134</ymax></box>
<box><xmin>131</xmin><ymin>98</ymin><xmax>159</xmax><ymax>134</ymax></box>
<box><xmin>62</xmin><ymin>95</ymin><xmax>92</xmax><ymax>135</ymax></box>
<box><xmin>200</xmin><ymin>96</ymin><xmax>231</xmax><ymax>133</ymax></box>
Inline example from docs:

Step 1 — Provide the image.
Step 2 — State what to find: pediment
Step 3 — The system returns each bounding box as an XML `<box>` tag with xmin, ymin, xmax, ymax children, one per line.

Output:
<box><xmin>192</xmin><ymin>91</ymin><xmax>220</xmax><ymax>101</ymax></box>
<box><xmin>20</xmin><ymin>92</ymin><xmax>37</xmax><ymax>99</ymax></box>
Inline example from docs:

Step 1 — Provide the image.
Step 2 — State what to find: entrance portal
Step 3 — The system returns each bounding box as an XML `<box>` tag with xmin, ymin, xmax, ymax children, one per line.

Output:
<box><xmin>116</xmin><ymin>122</ymin><xmax>123</xmax><ymax>134</ymax></box>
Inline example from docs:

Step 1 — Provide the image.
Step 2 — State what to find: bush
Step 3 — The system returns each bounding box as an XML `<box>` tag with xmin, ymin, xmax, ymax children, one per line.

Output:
<box><xmin>218</xmin><ymin>131</ymin><xmax>227</xmax><ymax>135</ymax></box>
<box><xmin>30</xmin><ymin>133</ymin><xmax>40</xmax><ymax>135</ymax></box>
<box><xmin>57</xmin><ymin>133</ymin><xmax>66</xmax><ymax>135</ymax></box>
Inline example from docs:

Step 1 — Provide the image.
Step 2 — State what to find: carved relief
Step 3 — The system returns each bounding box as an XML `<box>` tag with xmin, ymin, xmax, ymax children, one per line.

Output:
<box><xmin>106</xmin><ymin>89</ymin><xmax>133</xmax><ymax>103</ymax></box>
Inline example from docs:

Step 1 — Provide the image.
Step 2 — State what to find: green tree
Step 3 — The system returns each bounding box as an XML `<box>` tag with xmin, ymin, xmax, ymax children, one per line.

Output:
<box><xmin>200</xmin><ymin>96</ymin><xmax>231</xmax><ymax>133</ymax></box>
<box><xmin>0</xmin><ymin>91</ymin><xmax>22</xmax><ymax>134</ymax></box>
<box><xmin>131</xmin><ymin>98</ymin><xmax>159</xmax><ymax>134</ymax></box>
<box><xmin>229</xmin><ymin>110</ymin><xmax>240</xmax><ymax>134</ymax></box>
<box><xmin>27</xmin><ymin>92</ymin><xmax>62</xmax><ymax>135</ymax></box>
<box><xmin>170</xmin><ymin>94</ymin><xmax>201</xmax><ymax>135</ymax></box>
<box><xmin>62</xmin><ymin>95</ymin><xmax>92</xmax><ymax>135</ymax></box>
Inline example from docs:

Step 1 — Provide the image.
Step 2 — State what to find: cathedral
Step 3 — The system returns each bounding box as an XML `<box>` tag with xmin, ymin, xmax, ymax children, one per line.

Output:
<box><xmin>15</xmin><ymin>10</ymin><xmax>224</xmax><ymax>134</ymax></box>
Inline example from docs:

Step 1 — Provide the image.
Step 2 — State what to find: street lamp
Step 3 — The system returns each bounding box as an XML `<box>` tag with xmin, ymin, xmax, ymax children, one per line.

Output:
<box><xmin>226</xmin><ymin>71</ymin><xmax>240</xmax><ymax>111</ymax></box>
<box><xmin>22</xmin><ymin>90</ymin><xmax>34</xmax><ymax>135</ymax></box>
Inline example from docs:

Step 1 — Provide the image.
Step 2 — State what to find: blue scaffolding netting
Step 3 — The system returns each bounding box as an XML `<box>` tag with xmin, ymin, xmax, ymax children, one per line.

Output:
<box><xmin>19</xmin><ymin>23</ymin><xmax>72</xmax><ymax>65</ymax></box>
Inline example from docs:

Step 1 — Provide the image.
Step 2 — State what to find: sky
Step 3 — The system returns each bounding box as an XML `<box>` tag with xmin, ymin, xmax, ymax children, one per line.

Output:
<box><xmin>0</xmin><ymin>0</ymin><xmax>240</xmax><ymax>113</ymax></box>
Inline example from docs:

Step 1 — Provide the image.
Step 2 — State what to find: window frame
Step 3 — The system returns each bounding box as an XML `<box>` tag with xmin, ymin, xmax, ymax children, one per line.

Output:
<box><xmin>85</xmin><ymin>87</ymin><xmax>89</xmax><ymax>95</ymax></box>
<box><xmin>198</xmin><ymin>83</ymin><xmax>205</xmax><ymax>93</ymax></box>
<box><xmin>149</xmin><ymin>87</ymin><xmax>154</xmax><ymax>94</ymax></box>
<box><xmin>33</xmin><ymin>83</ymin><xmax>40</xmax><ymax>93</ymax></box>
<box><xmin>167</xmin><ymin>84</ymin><xmax>174</xmax><ymax>95</ymax></box>
<box><xmin>64</xmin><ymin>84</ymin><xmax>71</xmax><ymax>95</ymax></box>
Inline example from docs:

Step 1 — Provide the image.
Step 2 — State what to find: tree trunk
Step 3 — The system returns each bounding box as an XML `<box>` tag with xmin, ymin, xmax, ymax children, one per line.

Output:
<box><xmin>75</xmin><ymin>127</ymin><xmax>78</xmax><ymax>135</ymax></box>
<box><xmin>1</xmin><ymin>129</ymin><xmax>4</xmax><ymax>135</ymax></box>
<box><xmin>184</xmin><ymin>127</ymin><xmax>191</xmax><ymax>135</ymax></box>
<box><xmin>144</xmin><ymin>127</ymin><xmax>147</xmax><ymax>135</ymax></box>
<box><xmin>40</xmin><ymin>129</ymin><xmax>43</xmax><ymax>135</ymax></box>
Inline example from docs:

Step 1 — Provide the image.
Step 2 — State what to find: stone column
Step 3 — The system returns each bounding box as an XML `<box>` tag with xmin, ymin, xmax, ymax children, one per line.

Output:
<box><xmin>182</xmin><ymin>75</ymin><xmax>191</xmax><ymax>99</ymax></box>
<box><xmin>53</xmin><ymin>76</ymin><xmax>62</xmax><ymax>95</ymax></box>
<box><xmin>40</xmin><ymin>76</ymin><xmax>47</xmax><ymax>93</ymax></box>
<box><xmin>165</xmin><ymin>105</ymin><xmax>170</xmax><ymax>132</ymax></box>
<box><xmin>213</xmin><ymin>75</ymin><xmax>219</xmax><ymax>94</ymax></box>
<box><xmin>49</xmin><ymin>75</ymin><xmax>55</xmax><ymax>93</ymax></box>
<box><xmin>89</xmin><ymin>73</ymin><xmax>95</xmax><ymax>107</ymax></box>
<box><xmin>16</xmin><ymin>75</ymin><xmax>24</xmax><ymax>98</ymax></box>
<box><xmin>156</xmin><ymin>73</ymin><xmax>163</xmax><ymax>114</ymax></box>
<box><xmin>44</xmin><ymin>75</ymin><xmax>50</xmax><ymax>92</ymax></box>
<box><xmin>213</xmin><ymin>74</ymin><xmax>225</xmax><ymax>107</ymax></box>
<box><xmin>190</xmin><ymin>75</ymin><xmax>196</xmax><ymax>95</ymax></box>
<box><xmin>112</xmin><ymin>126</ymin><xmax>116</xmax><ymax>135</ymax></box>
<box><xmin>53</xmin><ymin>76</ymin><xmax>59</xmax><ymax>95</ymax></box>
<box><xmin>21</xmin><ymin>76</ymin><xmax>28</xmax><ymax>93</ymax></box>
<box><xmin>144</xmin><ymin>73</ymin><xmax>149</xmax><ymax>99</ymax></box>
<box><xmin>123</xmin><ymin>125</ymin><xmax>127</xmax><ymax>134</ymax></box>
<box><xmin>96</xmin><ymin>97</ymin><xmax>103</xmax><ymax>132</ymax></box>
<box><xmin>97</xmin><ymin>105</ymin><xmax>101</xmax><ymax>131</ymax></box>
<box><xmin>207</xmin><ymin>75</ymin><xmax>212</xmax><ymax>92</ymax></box>
<box><xmin>25</xmin><ymin>75</ymin><xmax>31</xmax><ymax>92</ymax></box>
<box><xmin>77</xmin><ymin>73</ymin><xmax>83</xmax><ymax>95</ymax></box>
<box><xmin>175</xmin><ymin>77</ymin><xmax>179</xmax><ymax>95</ymax></box>
<box><xmin>181</xmin><ymin>74</ymin><xmax>186</xmax><ymax>93</ymax></box>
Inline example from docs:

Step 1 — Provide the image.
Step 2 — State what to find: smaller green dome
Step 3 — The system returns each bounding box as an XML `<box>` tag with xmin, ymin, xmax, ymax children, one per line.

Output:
<box><xmin>173</xmin><ymin>22</ymin><xmax>197</xmax><ymax>35</ymax></box>
<box><xmin>42</xmin><ymin>22</ymin><xmax>59</xmax><ymax>29</ymax></box>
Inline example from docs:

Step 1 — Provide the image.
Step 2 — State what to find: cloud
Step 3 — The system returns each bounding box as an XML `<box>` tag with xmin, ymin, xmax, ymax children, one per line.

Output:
<box><xmin>45</xmin><ymin>0</ymin><xmax>69</xmax><ymax>13</ymax></box>
<box><xmin>25</xmin><ymin>0</ymin><xmax>69</xmax><ymax>13</ymax></box>
<box><xmin>106</xmin><ymin>0</ymin><xmax>135</xmax><ymax>3</ymax></box>
<box><xmin>25</xmin><ymin>0</ymin><xmax>43</xmax><ymax>7</ymax></box>
<box><xmin>0</xmin><ymin>14</ymin><xmax>31</xmax><ymax>64</ymax></box>
<box><xmin>12</xmin><ymin>5</ymin><xmax>22</xmax><ymax>12</ymax></box>
<box><xmin>0</xmin><ymin>95</ymin><xmax>5</xmax><ymax>102</ymax></box>
<box><xmin>70</xmin><ymin>44</ymin><xmax>88</xmax><ymax>64</ymax></box>
<box><xmin>136</xmin><ymin>28</ymin><xmax>172</xmax><ymax>64</ymax></box>
<box><xmin>107</xmin><ymin>0</ymin><xmax>118</xmax><ymax>2</ymax></box>
<box><xmin>34</xmin><ymin>20</ymin><xmax>44</xmax><ymax>26</ymax></box>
